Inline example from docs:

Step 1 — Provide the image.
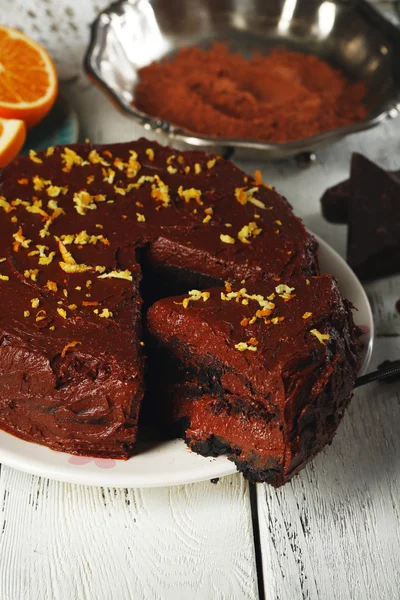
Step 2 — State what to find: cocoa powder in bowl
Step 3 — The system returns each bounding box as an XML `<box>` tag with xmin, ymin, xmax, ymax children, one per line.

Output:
<box><xmin>134</xmin><ymin>43</ymin><xmax>367</xmax><ymax>143</ymax></box>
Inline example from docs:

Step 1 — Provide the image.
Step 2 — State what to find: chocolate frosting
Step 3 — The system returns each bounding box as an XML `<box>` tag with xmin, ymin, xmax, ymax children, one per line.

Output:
<box><xmin>147</xmin><ymin>275</ymin><xmax>361</xmax><ymax>485</ymax></box>
<box><xmin>0</xmin><ymin>138</ymin><xmax>318</xmax><ymax>457</ymax></box>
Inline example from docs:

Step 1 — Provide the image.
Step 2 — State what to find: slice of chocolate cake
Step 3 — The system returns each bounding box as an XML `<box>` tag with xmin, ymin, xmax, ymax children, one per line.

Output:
<box><xmin>147</xmin><ymin>276</ymin><xmax>361</xmax><ymax>485</ymax></box>
<box><xmin>0</xmin><ymin>138</ymin><xmax>318</xmax><ymax>458</ymax></box>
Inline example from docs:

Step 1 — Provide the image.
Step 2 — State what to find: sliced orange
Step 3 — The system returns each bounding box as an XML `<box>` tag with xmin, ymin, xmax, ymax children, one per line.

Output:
<box><xmin>0</xmin><ymin>117</ymin><xmax>26</xmax><ymax>167</ymax></box>
<box><xmin>0</xmin><ymin>26</ymin><xmax>58</xmax><ymax>128</ymax></box>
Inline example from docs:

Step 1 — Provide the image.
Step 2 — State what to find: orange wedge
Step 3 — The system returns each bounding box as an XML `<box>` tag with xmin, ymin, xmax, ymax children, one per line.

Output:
<box><xmin>0</xmin><ymin>26</ymin><xmax>58</xmax><ymax>128</ymax></box>
<box><xmin>0</xmin><ymin>117</ymin><xmax>26</xmax><ymax>167</ymax></box>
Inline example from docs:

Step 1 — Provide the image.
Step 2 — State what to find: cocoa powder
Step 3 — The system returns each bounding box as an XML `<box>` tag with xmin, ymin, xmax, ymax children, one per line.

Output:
<box><xmin>134</xmin><ymin>43</ymin><xmax>367</xmax><ymax>143</ymax></box>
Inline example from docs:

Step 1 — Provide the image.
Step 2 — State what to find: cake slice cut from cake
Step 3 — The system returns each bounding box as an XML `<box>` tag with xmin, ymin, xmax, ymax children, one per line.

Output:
<box><xmin>147</xmin><ymin>275</ymin><xmax>361</xmax><ymax>485</ymax></box>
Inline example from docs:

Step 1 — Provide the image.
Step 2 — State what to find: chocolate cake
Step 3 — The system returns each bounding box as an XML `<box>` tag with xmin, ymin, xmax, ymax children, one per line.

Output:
<box><xmin>0</xmin><ymin>138</ymin><xmax>317</xmax><ymax>459</ymax></box>
<box><xmin>0</xmin><ymin>137</ymin><xmax>360</xmax><ymax>483</ymax></box>
<box><xmin>147</xmin><ymin>276</ymin><xmax>360</xmax><ymax>486</ymax></box>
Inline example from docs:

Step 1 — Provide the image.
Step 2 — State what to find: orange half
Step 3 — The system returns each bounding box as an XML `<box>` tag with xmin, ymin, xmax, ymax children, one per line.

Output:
<box><xmin>0</xmin><ymin>117</ymin><xmax>26</xmax><ymax>167</ymax></box>
<box><xmin>0</xmin><ymin>26</ymin><xmax>58</xmax><ymax>128</ymax></box>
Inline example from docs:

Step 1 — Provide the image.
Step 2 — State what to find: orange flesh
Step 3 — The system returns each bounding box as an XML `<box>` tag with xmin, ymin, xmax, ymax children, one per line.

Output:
<box><xmin>0</xmin><ymin>32</ymin><xmax>51</xmax><ymax>104</ymax></box>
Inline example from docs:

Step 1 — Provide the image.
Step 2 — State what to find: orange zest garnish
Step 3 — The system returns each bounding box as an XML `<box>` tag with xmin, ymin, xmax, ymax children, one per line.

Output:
<box><xmin>61</xmin><ymin>340</ymin><xmax>81</xmax><ymax>358</ymax></box>
<box><xmin>254</xmin><ymin>170</ymin><xmax>263</xmax><ymax>186</ymax></box>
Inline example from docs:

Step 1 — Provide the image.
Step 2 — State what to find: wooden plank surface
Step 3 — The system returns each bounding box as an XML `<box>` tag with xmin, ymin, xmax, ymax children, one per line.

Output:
<box><xmin>0</xmin><ymin>471</ymin><xmax>258</xmax><ymax>600</ymax></box>
<box><xmin>257</xmin><ymin>334</ymin><xmax>400</xmax><ymax>600</ymax></box>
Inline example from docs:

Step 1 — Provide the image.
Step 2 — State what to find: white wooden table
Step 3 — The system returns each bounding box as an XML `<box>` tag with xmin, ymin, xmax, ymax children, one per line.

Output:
<box><xmin>1</xmin><ymin>1</ymin><xmax>400</xmax><ymax>598</ymax></box>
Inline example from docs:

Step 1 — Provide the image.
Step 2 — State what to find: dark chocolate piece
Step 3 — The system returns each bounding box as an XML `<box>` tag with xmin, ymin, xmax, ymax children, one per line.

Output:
<box><xmin>321</xmin><ymin>178</ymin><xmax>351</xmax><ymax>224</ymax></box>
<box><xmin>321</xmin><ymin>164</ymin><xmax>400</xmax><ymax>225</ymax></box>
<box><xmin>321</xmin><ymin>153</ymin><xmax>400</xmax><ymax>280</ymax></box>
<box><xmin>347</xmin><ymin>154</ymin><xmax>400</xmax><ymax>281</ymax></box>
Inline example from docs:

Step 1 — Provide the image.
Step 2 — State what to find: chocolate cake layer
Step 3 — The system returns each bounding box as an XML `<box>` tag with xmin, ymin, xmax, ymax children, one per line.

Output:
<box><xmin>147</xmin><ymin>276</ymin><xmax>361</xmax><ymax>485</ymax></box>
<box><xmin>0</xmin><ymin>139</ymin><xmax>318</xmax><ymax>457</ymax></box>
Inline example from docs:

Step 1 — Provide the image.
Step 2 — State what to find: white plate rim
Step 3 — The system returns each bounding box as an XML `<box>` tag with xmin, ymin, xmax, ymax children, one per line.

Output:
<box><xmin>0</xmin><ymin>233</ymin><xmax>374</xmax><ymax>488</ymax></box>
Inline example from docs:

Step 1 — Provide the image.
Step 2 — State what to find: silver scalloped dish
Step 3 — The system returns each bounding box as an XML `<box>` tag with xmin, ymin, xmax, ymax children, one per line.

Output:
<box><xmin>84</xmin><ymin>0</ymin><xmax>400</xmax><ymax>160</ymax></box>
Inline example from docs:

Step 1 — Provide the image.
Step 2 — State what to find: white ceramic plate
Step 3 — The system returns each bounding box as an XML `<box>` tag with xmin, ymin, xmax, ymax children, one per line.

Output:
<box><xmin>0</xmin><ymin>234</ymin><xmax>373</xmax><ymax>488</ymax></box>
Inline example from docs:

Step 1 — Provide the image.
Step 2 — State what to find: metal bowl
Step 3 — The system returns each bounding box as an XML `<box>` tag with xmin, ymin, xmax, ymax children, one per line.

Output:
<box><xmin>84</xmin><ymin>0</ymin><xmax>400</xmax><ymax>160</ymax></box>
